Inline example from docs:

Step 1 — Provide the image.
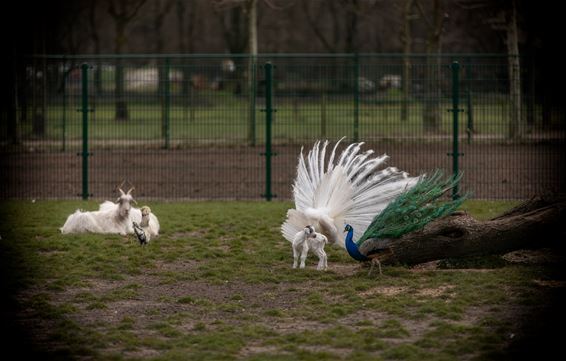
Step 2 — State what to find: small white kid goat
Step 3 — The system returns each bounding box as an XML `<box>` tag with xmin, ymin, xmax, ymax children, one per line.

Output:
<box><xmin>133</xmin><ymin>206</ymin><xmax>153</xmax><ymax>245</ymax></box>
<box><xmin>60</xmin><ymin>186</ymin><xmax>160</xmax><ymax>237</ymax></box>
<box><xmin>292</xmin><ymin>225</ymin><xmax>329</xmax><ymax>271</ymax></box>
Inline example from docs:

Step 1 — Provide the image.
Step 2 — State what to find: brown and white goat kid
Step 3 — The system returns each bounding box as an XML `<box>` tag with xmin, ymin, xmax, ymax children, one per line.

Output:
<box><xmin>292</xmin><ymin>225</ymin><xmax>328</xmax><ymax>271</ymax></box>
<box><xmin>60</xmin><ymin>187</ymin><xmax>159</xmax><ymax>236</ymax></box>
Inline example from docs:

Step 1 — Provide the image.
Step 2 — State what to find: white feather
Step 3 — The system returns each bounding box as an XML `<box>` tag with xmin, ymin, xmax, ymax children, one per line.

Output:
<box><xmin>281</xmin><ymin>139</ymin><xmax>419</xmax><ymax>248</ymax></box>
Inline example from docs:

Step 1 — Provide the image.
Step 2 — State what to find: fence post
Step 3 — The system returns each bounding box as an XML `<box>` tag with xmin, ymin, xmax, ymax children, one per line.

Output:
<box><xmin>449</xmin><ymin>61</ymin><xmax>463</xmax><ymax>200</ymax></box>
<box><xmin>261</xmin><ymin>62</ymin><xmax>276</xmax><ymax>201</ymax></box>
<box><xmin>163</xmin><ymin>57</ymin><xmax>171</xmax><ymax>149</ymax></box>
<box><xmin>353</xmin><ymin>53</ymin><xmax>360</xmax><ymax>142</ymax></box>
<box><xmin>80</xmin><ymin>63</ymin><xmax>90</xmax><ymax>200</ymax></box>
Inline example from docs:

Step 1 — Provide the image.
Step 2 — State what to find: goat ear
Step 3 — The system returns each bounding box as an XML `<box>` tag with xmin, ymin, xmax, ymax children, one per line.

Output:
<box><xmin>131</xmin><ymin>198</ymin><xmax>138</xmax><ymax>205</ymax></box>
<box><xmin>116</xmin><ymin>197</ymin><xmax>121</xmax><ymax>203</ymax></box>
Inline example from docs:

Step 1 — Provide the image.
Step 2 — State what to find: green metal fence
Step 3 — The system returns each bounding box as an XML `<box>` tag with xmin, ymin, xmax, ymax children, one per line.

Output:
<box><xmin>1</xmin><ymin>54</ymin><xmax>564</xmax><ymax>200</ymax></box>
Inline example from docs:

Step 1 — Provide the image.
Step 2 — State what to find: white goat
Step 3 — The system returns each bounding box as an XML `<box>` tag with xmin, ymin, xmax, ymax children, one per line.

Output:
<box><xmin>292</xmin><ymin>225</ymin><xmax>329</xmax><ymax>271</ymax></box>
<box><xmin>60</xmin><ymin>187</ymin><xmax>147</xmax><ymax>236</ymax></box>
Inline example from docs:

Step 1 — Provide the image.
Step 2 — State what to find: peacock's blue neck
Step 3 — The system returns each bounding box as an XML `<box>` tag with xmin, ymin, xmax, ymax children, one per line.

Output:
<box><xmin>345</xmin><ymin>225</ymin><xmax>369</xmax><ymax>261</ymax></box>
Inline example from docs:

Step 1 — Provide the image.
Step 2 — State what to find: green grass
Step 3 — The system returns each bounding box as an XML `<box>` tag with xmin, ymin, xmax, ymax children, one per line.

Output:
<box><xmin>0</xmin><ymin>199</ymin><xmax>561</xmax><ymax>360</ymax></box>
<box><xmin>14</xmin><ymin>97</ymin><xmax>528</xmax><ymax>146</ymax></box>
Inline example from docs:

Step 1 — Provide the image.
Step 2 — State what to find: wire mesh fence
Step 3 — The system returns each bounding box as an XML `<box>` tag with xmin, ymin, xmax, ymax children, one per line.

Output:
<box><xmin>1</xmin><ymin>54</ymin><xmax>564</xmax><ymax>200</ymax></box>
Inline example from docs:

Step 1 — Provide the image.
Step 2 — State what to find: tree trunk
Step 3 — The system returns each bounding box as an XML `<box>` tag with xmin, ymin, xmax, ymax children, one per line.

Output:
<box><xmin>507</xmin><ymin>0</ymin><xmax>521</xmax><ymax>139</ymax></box>
<box><xmin>153</xmin><ymin>1</ymin><xmax>171</xmax><ymax>141</ymax></box>
<box><xmin>359</xmin><ymin>197</ymin><xmax>565</xmax><ymax>266</ymax></box>
<box><xmin>422</xmin><ymin>53</ymin><xmax>441</xmax><ymax>133</ymax></box>
<box><xmin>246</xmin><ymin>0</ymin><xmax>258</xmax><ymax>146</ymax></box>
<box><xmin>114</xmin><ymin>21</ymin><xmax>128</xmax><ymax>121</ymax></box>
<box><xmin>9</xmin><ymin>51</ymin><xmax>22</xmax><ymax>145</ymax></box>
<box><xmin>420</xmin><ymin>0</ymin><xmax>444</xmax><ymax>133</ymax></box>
<box><xmin>88</xmin><ymin>0</ymin><xmax>102</xmax><ymax>96</ymax></box>
<box><xmin>400</xmin><ymin>0</ymin><xmax>414</xmax><ymax>122</ymax></box>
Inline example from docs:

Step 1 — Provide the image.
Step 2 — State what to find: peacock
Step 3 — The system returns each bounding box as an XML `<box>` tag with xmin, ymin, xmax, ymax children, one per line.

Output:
<box><xmin>281</xmin><ymin>138</ymin><xmax>466</xmax><ymax>274</ymax></box>
<box><xmin>344</xmin><ymin>170</ymin><xmax>466</xmax><ymax>274</ymax></box>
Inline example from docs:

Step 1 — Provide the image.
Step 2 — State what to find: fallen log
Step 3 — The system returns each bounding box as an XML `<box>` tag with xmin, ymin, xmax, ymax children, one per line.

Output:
<box><xmin>358</xmin><ymin>196</ymin><xmax>566</xmax><ymax>266</ymax></box>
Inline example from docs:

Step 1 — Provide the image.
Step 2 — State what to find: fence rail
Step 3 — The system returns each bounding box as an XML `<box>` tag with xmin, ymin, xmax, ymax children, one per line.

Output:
<box><xmin>1</xmin><ymin>54</ymin><xmax>564</xmax><ymax>200</ymax></box>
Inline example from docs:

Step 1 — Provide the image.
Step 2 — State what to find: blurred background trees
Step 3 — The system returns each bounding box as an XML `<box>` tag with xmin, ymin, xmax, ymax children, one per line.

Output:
<box><xmin>6</xmin><ymin>0</ymin><xmax>535</xmax><ymax>55</ymax></box>
<box><xmin>2</xmin><ymin>0</ymin><xmax>562</xmax><ymax>142</ymax></box>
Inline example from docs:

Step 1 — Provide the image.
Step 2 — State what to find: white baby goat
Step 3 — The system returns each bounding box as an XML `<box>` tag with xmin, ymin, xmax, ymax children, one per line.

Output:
<box><xmin>292</xmin><ymin>225</ymin><xmax>328</xmax><ymax>271</ymax></box>
<box><xmin>133</xmin><ymin>206</ymin><xmax>153</xmax><ymax>245</ymax></box>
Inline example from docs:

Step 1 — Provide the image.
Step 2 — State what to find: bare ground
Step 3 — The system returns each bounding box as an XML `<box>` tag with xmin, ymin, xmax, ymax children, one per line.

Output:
<box><xmin>7</xmin><ymin>248</ymin><xmax>564</xmax><ymax>360</ymax></box>
<box><xmin>1</xmin><ymin>142</ymin><xmax>564</xmax><ymax>200</ymax></box>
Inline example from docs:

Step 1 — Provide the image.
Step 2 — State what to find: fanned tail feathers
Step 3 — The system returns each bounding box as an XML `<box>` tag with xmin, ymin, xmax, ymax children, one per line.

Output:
<box><xmin>357</xmin><ymin>170</ymin><xmax>467</xmax><ymax>246</ymax></box>
<box><xmin>281</xmin><ymin>138</ymin><xmax>419</xmax><ymax>247</ymax></box>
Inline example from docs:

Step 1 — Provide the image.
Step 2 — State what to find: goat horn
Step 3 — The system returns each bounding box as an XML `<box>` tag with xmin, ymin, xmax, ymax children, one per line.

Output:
<box><xmin>116</xmin><ymin>180</ymin><xmax>126</xmax><ymax>195</ymax></box>
<box><xmin>127</xmin><ymin>187</ymin><xmax>135</xmax><ymax>194</ymax></box>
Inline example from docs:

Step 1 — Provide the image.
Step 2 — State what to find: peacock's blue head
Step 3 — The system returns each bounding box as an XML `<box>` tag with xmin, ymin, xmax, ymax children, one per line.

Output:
<box><xmin>344</xmin><ymin>224</ymin><xmax>353</xmax><ymax>233</ymax></box>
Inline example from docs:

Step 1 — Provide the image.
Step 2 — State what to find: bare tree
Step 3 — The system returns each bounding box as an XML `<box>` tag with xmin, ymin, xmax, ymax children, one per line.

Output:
<box><xmin>88</xmin><ymin>0</ymin><xmax>103</xmax><ymax>95</ymax></box>
<box><xmin>506</xmin><ymin>0</ymin><xmax>521</xmax><ymax>139</ymax></box>
<box><xmin>150</xmin><ymin>0</ymin><xmax>175</xmax><ymax>141</ymax></box>
<box><xmin>176</xmin><ymin>0</ymin><xmax>198</xmax><ymax>98</ymax></box>
<box><xmin>107</xmin><ymin>0</ymin><xmax>148</xmax><ymax>121</ymax></box>
<box><xmin>152</xmin><ymin>0</ymin><xmax>175</xmax><ymax>92</ymax></box>
<box><xmin>456</xmin><ymin>0</ymin><xmax>523</xmax><ymax>139</ymax></box>
<box><xmin>416</xmin><ymin>0</ymin><xmax>446</xmax><ymax>133</ymax></box>
<box><xmin>215</xmin><ymin>1</ymin><xmax>249</xmax><ymax>54</ymax></box>
<box><xmin>246</xmin><ymin>0</ymin><xmax>258</xmax><ymax>145</ymax></box>
<box><xmin>213</xmin><ymin>0</ymin><xmax>288</xmax><ymax>145</ymax></box>
<box><xmin>302</xmin><ymin>0</ymin><xmax>364</xmax><ymax>53</ymax></box>
<box><xmin>399</xmin><ymin>0</ymin><xmax>416</xmax><ymax>122</ymax></box>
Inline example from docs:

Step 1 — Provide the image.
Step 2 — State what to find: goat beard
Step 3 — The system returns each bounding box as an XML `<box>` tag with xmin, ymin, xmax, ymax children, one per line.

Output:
<box><xmin>118</xmin><ymin>210</ymin><xmax>130</xmax><ymax>219</ymax></box>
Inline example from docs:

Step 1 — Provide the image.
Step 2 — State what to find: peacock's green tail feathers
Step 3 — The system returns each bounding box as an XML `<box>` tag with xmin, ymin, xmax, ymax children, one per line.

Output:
<box><xmin>356</xmin><ymin>170</ymin><xmax>467</xmax><ymax>245</ymax></box>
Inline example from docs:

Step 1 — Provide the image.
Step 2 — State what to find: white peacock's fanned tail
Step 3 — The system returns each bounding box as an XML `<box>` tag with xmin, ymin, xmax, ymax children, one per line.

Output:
<box><xmin>281</xmin><ymin>138</ymin><xmax>420</xmax><ymax>248</ymax></box>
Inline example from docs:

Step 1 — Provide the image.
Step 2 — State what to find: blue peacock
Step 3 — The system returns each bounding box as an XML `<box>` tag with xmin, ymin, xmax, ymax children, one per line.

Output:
<box><xmin>281</xmin><ymin>138</ymin><xmax>466</xmax><ymax>273</ymax></box>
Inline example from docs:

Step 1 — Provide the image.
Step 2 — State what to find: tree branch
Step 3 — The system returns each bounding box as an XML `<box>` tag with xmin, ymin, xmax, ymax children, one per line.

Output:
<box><xmin>359</xmin><ymin>196</ymin><xmax>566</xmax><ymax>266</ymax></box>
<box><xmin>414</xmin><ymin>0</ymin><xmax>433</xmax><ymax>29</ymax></box>
<box><xmin>301</xmin><ymin>0</ymin><xmax>335</xmax><ymax>52</ymax></box>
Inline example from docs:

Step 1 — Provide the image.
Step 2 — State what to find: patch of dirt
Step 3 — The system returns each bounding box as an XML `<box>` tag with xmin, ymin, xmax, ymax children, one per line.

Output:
<box><xmin>2</xmin><ymin>143</ymin><xmax>563</xmax><ymax>199</ymax></box>
<box><xmin>340</xmin><ymin>309</ymin><xmax>433</xmax><ymax>344</ymax></box>
<box><xmin>416</xmin><ymin>285</ymin><xmax>456</xmax><ymax>298</ymax></box>
<box><xmin>268</xmin><ymin>318</ymin><xmax>329</xmax><ymax>334</ymax></box>
<box><xmin>122</xmin><ymin>348</ymin><xmax>161</xmax><ymax>359</ymax></box>
<box><xmin>239</xmin><ymin>344</ymin><xmax>283</xmax><ymax>358</ymax></box>
<box><xmin>410</xmin><ymin>261</ymin><xmax>440</xmax><ymax>271</ymax></box>
<box><xmin>359</xmin><ymin>286</ymin><xmax>408</xmax><ymax>297</ymax></box>
<box><xmin>44</xmin><ymin>263</ymin><xmax>310</xmax><ymax>332</ymax></box>
<box><xmin>532</xmin><ymin>279</ymin><xmax>566</xmax><ymax>288</ymax></box>
<box><xmin>168</xmin><ymin>231</ymin><xmax>206</xmax><ymax>240</ymax></box>
<box><xmin>327</xmin><ymin>263</ymin><xmax>360</xmax><ymax>277</ymax></box>
<box><xmin>502</xmin><ymin>248</ymin><xmax>565</xmax><ymax>264</ymax></box>
<box><xmin>151</xmin><ymin>259</ymin><xmax>203</xmax><ymax>273</ymax></box>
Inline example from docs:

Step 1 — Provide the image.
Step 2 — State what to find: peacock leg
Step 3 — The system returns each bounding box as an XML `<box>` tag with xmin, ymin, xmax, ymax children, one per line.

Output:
<box><xmin>368</xmin><ymin>258</ymin><xmax>383</xmax><ymax>276</ymax></box>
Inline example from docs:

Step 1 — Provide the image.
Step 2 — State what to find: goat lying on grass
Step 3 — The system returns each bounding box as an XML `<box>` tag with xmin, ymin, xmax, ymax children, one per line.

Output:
<box><xmin>60</xmin><ymin>187</ymin><xmax>160</xmax><ymax>237</ymax></box>
<box><xmin>292</xmin><ymin>225</ymin><xmax>329</xmax><ymax>271</ymax></box>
